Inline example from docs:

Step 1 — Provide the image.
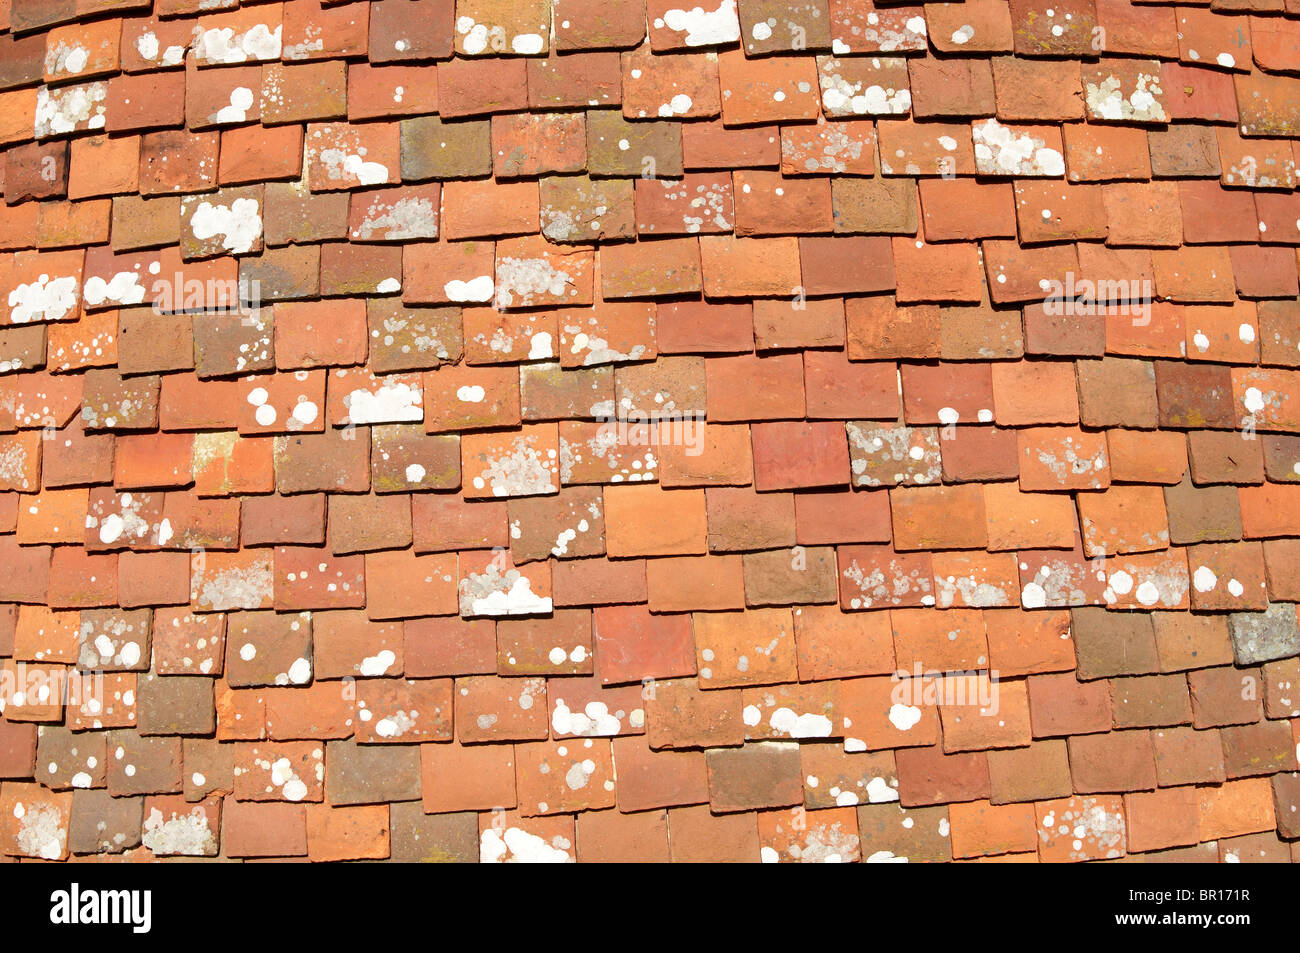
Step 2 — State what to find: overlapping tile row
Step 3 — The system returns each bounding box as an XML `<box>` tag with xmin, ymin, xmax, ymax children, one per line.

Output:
<box><xmin>0</xmin><ymin>0</ymin><xmax>1298</xmax><ymax>864</ymax></box>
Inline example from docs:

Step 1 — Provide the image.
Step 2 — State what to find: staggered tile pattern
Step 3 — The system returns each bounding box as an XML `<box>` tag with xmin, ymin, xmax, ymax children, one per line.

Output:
<box><xmin>0</xmin><ymin>0</ymin><xmax>1298</xmax><ymax>864</ymax></box>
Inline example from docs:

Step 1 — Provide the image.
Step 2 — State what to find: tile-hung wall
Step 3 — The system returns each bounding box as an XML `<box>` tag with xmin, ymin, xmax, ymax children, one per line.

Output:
<box><xmin>0</xmin><ymin>0</ymin><xmax>1298</xmax><ymax>863</ymax></box>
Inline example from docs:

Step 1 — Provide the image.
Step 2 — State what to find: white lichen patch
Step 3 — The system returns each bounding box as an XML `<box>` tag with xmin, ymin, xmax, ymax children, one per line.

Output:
<box><xmin>306</xmin><ymin>124</ymin><xmax>392</xmax><ymax>187</ymax></box>
<box><xmin>973</xmin><ymin>119</ymin><xmax>1065</xmax><ymax>177</ymax></box>
<box><xmin>254</xmin><ymin>752</ymin><xmax>314</xmax><ymax>801</ymax></box>
<box><xmin>654</xmin><ymin>0</ymin><xmax>742</xmax><ymax>47</ymax></box>
<box><xmin>1020</xmin><ymin>558</ymin><xmax>1092</xmax><ymax>608</ymax></box>
<box><xmin>282</xmin><ymin>23</ymin><xmax>325</xmax><ymax>61</ymax></box>
<box><xmin>343</xmin><ymin>378</ymin><xmax>423</xmax><ymax>424</ymax></box>
<box><xmin>1242</xmin><ymin>385</ymin><xmax>1271</xmax><ymax>417</ymax></box>
<box><xmin>641</xmin><ymin>178</ymin><xmax>732</xmax><ymax>234</ymax></box>
<box><xmin>191</xmin><ymin>558</ymin><xmax>273</xmax><ymax>611</ymax></box>
<box><xmin>934</xmin><ymin>573</ymin><xmax>1012</xmax><ymax>609</ymax></box>
<box><xmin>193</xmin><ymin>23</ymin><xmax>283</xmax><ymax>64</ymax></box>
<box><xmin>562</xmin><ymin>323</ymin><xmax>650</xmax><ymax>366</ymax></box>
<box><xmin>135</xmin><ymin>31</ymin><xmax>187</xmax><ymax>67</ymax></box>
<box><xmin>372</xmin><ymin>709</ymin><xmax>418</xmax><ymax>739</ymax></box>
<box><xmin>541</xmin><ymin>206</ymin><xmax>587</xmax><ymax>242</ymax></box>
<box><xmin>444</xmin><ymin>275</ymin><xmax>495</xmax><ymax>303</ymax></box>
<box><xmin>551</xmin><ymin>699</ymin><xmax>626</xmax><ymax>736</ymax></box>
<box><xmin>0</xmin><ymin>439</ymin><xmax>34</xmax><ymax>490</ymax></box>
<box><xmin>778</xmin><ymin>819</ymin><xmax>861</xmax><ymax>863</ymax></box>
<box><xmin>818</xmin><ymin>58</ymin><xmax>912</xmax><ymax>116</ymax></box>
<box><xmin>45</xmin><ymin>42</ymin><xmax>91</xmax><ymax>77</ymax></box>
<box><xmin>550</xmin><ymin>512</ymin><xmax>597</xmax><ymax>558</ymax></box>
<box><xmin>1037</xmin><ymin>797</ymin><xmax>1126</xmax><ymax>861</ymax></box>
<box><xmin>470</xmin><ymin>436</ymin><xmax>557</xmax><ymax>497</ymax></box>
<box><xmin>841</xmin><ymin>556</ymin><xmax>934</xmax><ymax>610</ymax></box>
<box><xmin>1225</xmin><ymin>151</ymin><xmax>1296</xmax><ymax>189</ymax></box>
<box><xmin>358</xmin><ymin>650</ymin><xmax>397</xmax><ymax>677</ymax></box>
<box><xmin>765</xmin><ymin>706</ymin><xmax>834</xmax><ymax>738</ymax></box>
<box><xmin>865</xmin><ymin>776</ymin><xmax>899</xmax><ymax>804</ymax></box>
<box><xmin>455</xmin><ymin>14</ymin><xmax>548</xmax><ymax>56</ymax></box>
<box><xmin>9</xmin><ymin>272</ymin><xmax>79</xmax><ymax>324</ymax></box>
<box><xmin>83</xmin><ymin>270</ymin><xmax>147</xmax><ymax>308</ymax></box>
<box><xmin>244</xmin><ymin>385</ymin><xmax>318</xmax><ymax>432</ymax></box>
<box><xmin>141</xmin><ymin>806</ymin><xmax>217</xmax><ymax>856</ymax></box>
<box><xmin>845</xmin><ymin>423</ymin><xmax>941</xmax><ymax>486</ymax></box>
<box><xmin>495</xmin><ymin>256</ymin><xmax>579</xmax><ymax>310</ymax></box>
<box><xmin>78</xmin><ymin>614</ymin><xmax>147</xmax><ymax>670</ymax></box>
<box><xmin>460</xmin><ymin>564</ymin><xmax>553</xmax><ymax>617</ymax></box>
<box><xmin>231</xmin><ymin>311</ymin><xmax>272</xmax><ymax>374</ymax></box>
<box><xmin>559</xmin><ymin>427</ymin><xmax>658</xmax><ymax>483</ymax></box>
<box><xmin>214</xmin><ymin>86</ymin><xmax>255</xmax><ymax>124</ymax></box>
<box><xmin>787</xmin><ymin>122</ymin><xmax>871</xmax><ymax>174</ymax></box>
<box><xmin>835</xmin><ymin>10</ymin><xmax>927</xmax><ymax>53</ymax></box>
<box><xmin>1032</xmin><ymin>436</ymin><xmax>1108</xmax><ymax>488</ymax></box>
<box><xmin>34</xmin><ymin>82</ymin><xmax>107</xmax><ymax>137</ymax></box>
<box><xmin>86</xmin><ymin>492</ymin><xmax>164</xmax><ymax>548</ymax></box>
<box><xmin>372</xmin><ymin>312</ymin><xmax>454</xmax><ymax>362</ymax></box>
<box><xmin>888</xmin><ymin>703</ymin><xmax>923</xmax><ymax>731</ymax></box>
<box><xmin>190</xmin><ymin>197</ymin><xmax>263</xmax><ymax>255</ymax></box>
<box><xmin>1084</xmin><ymin>72</ymin><xmax>1166</xmax><ymax>123</ymax></box>
<box><xmin>13</xmin><ymin>800</ymin><xmax>65</xmax><ymax>859</ymax></box>
<box><xmin>480</xmin><ymin>826</ymin><xmax>573</xmax><ymax>863</ymax></box>
<box><xmin>351</xmin><ymin>196</ymin><xmax>439</xmax><ymax>241</ymax></box>
<box><xmin>1101</xmin><ymin>560</ymin><xmax>1188</xmax><ymax>608</ymax></box>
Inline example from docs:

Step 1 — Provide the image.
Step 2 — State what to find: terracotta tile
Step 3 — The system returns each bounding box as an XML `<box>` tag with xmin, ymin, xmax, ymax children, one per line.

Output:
<box><xmin>894</xmin><ymin>743</ymin><xmax>990</xmax><ymax>807</ymax></box>
<box><xmin>816</xmin><ymin>54</ymin><xmax>910</xmax><ymax>119</ymax></box>
<box><xmin>421</xmin><ymin>742</ymin><xmax>516</xmax><ymax>814</ymax></box>
<box><xmin>1199</xmin><ymin>778</ymin><xmax>1277</xmax><ymax>840</ymax></box>
<box><xmin>683</xmin><ymin>120</ymin><xmax>781</xmax><ymax>169</ymax></box>
<box><xmin>1145</xmin><ymin>738</ymin><xmax>1227</xmax><ymax>810</ymax></box>
<box><xmin>440</xmin><ymin>57</ymin><xmax>530</xmax><ymax>117</ymax></box>
<box><xmin>687</xmin><ymin>607</ymin><xmax>795</xmax><ymax>689</ymax></box>
<box><xmin>304</xmin><ymin>123</ymin><xmax>400</xmax><ymax>193</ymax></box>
<box><xmin>586</xmin><ymin>109</ymin><xmax>683</xmax><ymax>178</ymax></box>
<box><xmin>545</xmin><ymin>176</ymin><xmax>636</xmax><ymax>243</ymax></box>
<box><xmin>224</xmin><ymin>802</ymin><xmax>307</xmax><ymax>857</ymax></box>
<box><xmin>858</xmin><ymin>801</ymin><xmax>951</xmax><ymax>861</ymax></box>
<box><xmin>601</xmin><ymin>238</ymin><xmax>702</xmax><ymax>299</ymax></box>
<box><xmin>554</xmin><ymin>0</ymin><xmax>647</xmax><ymax>50</ymax></box>
<box><xmin>526</xmin><ymin>51</ymin><xmax>621</xmax><ymax>110</ymax></box>
<box><xmin>360</xmin><ymin>0</ymin><xmax>450</xmax><ymax>58</ymax></box>
<box><xmin>717</xmin><ymin>50</ymin><xmax>820</xmax><ymax>125</ymax></box>
<box><xmin>781</xmin><ymin>118</ymin><xmax>874</xmax><ymax>176</ymax></box>
<box><xmin>577</xmin><ymin>807</ymin><xmax>669</xmax><ymax>862</ymax></box>
<box><xmin>0</xmin><ymin>782</ymin><xmax>72</xmax><ymax>858</ymax></box>
<box><xmin>478</xmin><ymin>810</ymin><xmax>575</xmax><ymax>862</ymax></box>
<box><xmin>911</xmin><ymin>56</ymin><xmax>995</xmax><ymax>119</ymax></box>
<box><xmin>648</xmin><ymin>0</ymin><xmax>741</xmax><ymax>50</ymax></box>
<box><xmin>758</xmin><ymin>805</ymin><xmax>861</xmax><ymax>862</ymax></box>
<box><xmin>457</xmin><ymin>670</ymin><xmax>548</xmax><ymax>743</ymax></box>
<box><xmin>622</xmin><ymin>47</ymin><xmax>719</xmax><ymax>121</ymax></box>
<box><xmin>1034</xmin><ymin>794</ymin><xmax>1126</xmax><ymax>861</ymax></box>
<box><xmin>828</xmin><ymin>0</ymin><xmax>928</xmax><ymax>53</ymax></box>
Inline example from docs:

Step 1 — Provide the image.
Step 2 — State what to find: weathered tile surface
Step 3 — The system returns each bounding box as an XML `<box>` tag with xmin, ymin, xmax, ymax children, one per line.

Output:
<box><xmin>0</xmin><ymin>0</ymin><xmax>1296</xmax><ymax>865</ymax></box>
